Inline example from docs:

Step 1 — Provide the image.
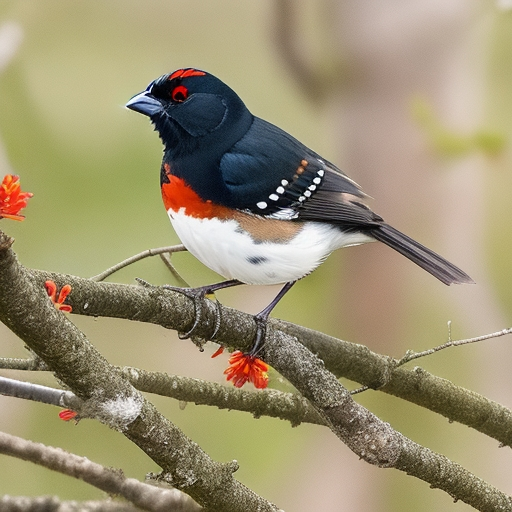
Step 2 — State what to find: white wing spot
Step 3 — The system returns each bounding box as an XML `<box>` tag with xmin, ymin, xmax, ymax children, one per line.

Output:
<box><xmin>269</xmin><ymin>194</ymin><xmax>279</xmax><ymax>201</ymax></box>
<box><xmin>256</xmin><ymin>201</ymin><xmax>267</xmax><ymax>209</ymax></box>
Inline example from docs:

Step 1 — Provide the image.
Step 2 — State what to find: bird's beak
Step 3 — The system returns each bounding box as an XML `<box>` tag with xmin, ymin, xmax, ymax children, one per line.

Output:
<box><xmin>126</xmin><ymin>91</ymin><xmax>163</xmax><ymax>117</ymax></box>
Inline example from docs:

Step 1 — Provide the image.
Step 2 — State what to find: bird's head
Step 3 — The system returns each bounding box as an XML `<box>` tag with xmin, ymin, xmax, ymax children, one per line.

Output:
<box><xmin>126</xmin><ymin>68</ymin><xmax>252</xmax><ymax>158</ymax></box>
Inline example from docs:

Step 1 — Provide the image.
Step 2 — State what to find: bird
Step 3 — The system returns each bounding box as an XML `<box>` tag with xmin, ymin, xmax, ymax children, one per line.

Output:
<box><xmin>126</xmin><ymin>68</ymin><xmax>473</xmax><ymax>355</ymax></box>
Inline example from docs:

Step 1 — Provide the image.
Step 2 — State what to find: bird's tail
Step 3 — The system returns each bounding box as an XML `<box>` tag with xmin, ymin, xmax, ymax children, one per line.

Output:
<box><xmin>369</xmin><ymin>224</ymin><xmax>474</xmax><ymax>285</ymax></box>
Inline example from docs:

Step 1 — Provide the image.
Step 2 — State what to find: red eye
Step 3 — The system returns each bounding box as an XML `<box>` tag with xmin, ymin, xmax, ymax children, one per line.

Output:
<box><xmin>171</xmin><ymin>85</ymin><xmax>188</xmax><ymax>103</ymax></box>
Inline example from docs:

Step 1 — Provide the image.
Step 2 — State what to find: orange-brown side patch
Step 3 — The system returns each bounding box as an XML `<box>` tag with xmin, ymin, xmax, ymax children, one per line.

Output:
<box><xmin>233</xmin><ymin>211</ymin><xmax>303</xmax><ymax>243</ymax></box>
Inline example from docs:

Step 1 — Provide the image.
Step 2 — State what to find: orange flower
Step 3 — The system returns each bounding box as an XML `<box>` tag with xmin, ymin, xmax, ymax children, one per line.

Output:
<box><xmin>59</xmin><ymin>409</ymin><xmax>78</xmax><ymax>421</ymax></box>
<box><xmin>45</xmin><ymin>280</ymin><xmax>72</xmax><ymax>313</ymax></box>
<box><xmin>0</xmin><ymin>174</ymin><xmax>33</xmax><ymax>221</ymax></box>
<box><xmin>224</xmin><ymin>351</ymin><xmax>269</xmax><ymax>389</ymax></box>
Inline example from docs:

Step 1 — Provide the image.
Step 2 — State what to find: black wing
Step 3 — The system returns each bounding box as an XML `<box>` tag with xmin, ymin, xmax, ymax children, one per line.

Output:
<box><xmin>219</xmin><ymin>117</ymin><xmax>363</xmax><ymax>215</ymax></box>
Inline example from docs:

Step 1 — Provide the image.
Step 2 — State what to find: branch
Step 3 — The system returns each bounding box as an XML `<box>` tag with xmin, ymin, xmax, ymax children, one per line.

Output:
<box><xmin>26</xmin><ymin>266</ymin><xmax>512</xmax><ymax>448</ymax></box>
<box><xmin>271</xmin><ymin>331</ymin><xmax>512</xmax><ymax>510</ymax></box>
<box><xmin>0</xmin><ymin>431</ymin><xmax>201</xmax><ymax>512</ymax></box>
<box><xmin>0</xmin><ymin>375</ymin><xmax>80</xmax><ymax>410</ymax></box>
<box><xmin>0</xmin><ymin>231</ymin><xmax>279</xmax><ymax>512</ymax></box>
<box><xmin>0</xmin><ymin>356</ymin><xmax>48</xmax><ymax>370</ymax></box>
<box><xmin>0</xmin><ymin>371</ymin><xmax>325</xmax><ymax>428</ymax></box>
<box><xmin>396</xmin><ymin>325</ymin><xmax>512</xmax><ymax>366</ymax></box>
<box><xmin>272</xmin><ymin>1</ymin><xmax>343</xmax><ymax>102</ymax></box>
<box><xmin>0</xmin><ymin>496</ymin><xmax>142</xmax><ymax>512</ymax></box>
<box><xmin>1</xmin><ymin>233</ymin><xmax>511</xmax><ymax>510</ymax></box>
<box><xmin>278</xmin><ymin>321</ymin><xmax>512</xmax><ymax>448</ymax></box>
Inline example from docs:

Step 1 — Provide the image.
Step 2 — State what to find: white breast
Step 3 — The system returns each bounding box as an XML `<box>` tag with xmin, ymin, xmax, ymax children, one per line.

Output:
<box><xmin>167</xmin><ymin>208</ymin><xmax>373</xmax><ymax>285</ymax></box>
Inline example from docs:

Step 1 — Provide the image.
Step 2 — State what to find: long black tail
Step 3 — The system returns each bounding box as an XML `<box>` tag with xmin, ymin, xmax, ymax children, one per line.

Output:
<box><xmin>369</xmin><ymin>224</ymin><xmax>474</xmax><ymax>285</ymax></box>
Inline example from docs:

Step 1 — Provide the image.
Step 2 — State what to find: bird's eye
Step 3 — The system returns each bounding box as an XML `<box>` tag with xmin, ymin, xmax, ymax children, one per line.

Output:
<box><xmin>171</xmin><ymin>85</ymin><xmax>189</xmax><ymax>103</ymax></box>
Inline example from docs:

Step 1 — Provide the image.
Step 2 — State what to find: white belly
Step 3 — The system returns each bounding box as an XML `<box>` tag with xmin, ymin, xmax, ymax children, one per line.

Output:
<box><xmin>168</xmin><ymin>209</ymin><xmax>373</xmax><ymax>285</ymax></box>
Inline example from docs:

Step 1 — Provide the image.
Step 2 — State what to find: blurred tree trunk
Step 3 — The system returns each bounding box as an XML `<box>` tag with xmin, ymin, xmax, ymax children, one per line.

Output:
<box><xmin>274</xmin><ymin>2</ymin><xmax>507</xmax><ymax>511</ymax></box>
<box><xmin>328</xmin><ymin>0</ymin><xmax>482</xmax><ymax>347</ymax></box>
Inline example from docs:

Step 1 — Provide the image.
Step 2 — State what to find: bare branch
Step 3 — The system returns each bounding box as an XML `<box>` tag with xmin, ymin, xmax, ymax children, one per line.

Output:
<box><xmin>27</xmin><ymin>266</ymin><xmax>512</xmax><ymax>448</ymax></box>
<box><xmin>272</xmin><ymin>1</ymin><xmax>328</xmax><ymax>101</ymax></box>
<box><xmin>0</xmin><ymin>431</ymin><xmax>201</xmax><ymax>512</ymax></box>
<box><xmin>159</xmin><ymin>252</ymin><xmax>190</xmax><ymax>287</ymax></box>
<box><xmin>266</xmin><ymin>331</ymin><xmax>512</xmax><ymax>511</ymax></box>
<box><xmin>0</xmin><ymin>376</ymin><xmax>80</xmax><ymax>409</ymax></box>
<box><xmin>90</xmin><ymin>245</ymin><xmax>186</xmax><ymax>282</ymax></box>
<box><xmin>278</xmin><ymin>321</ymin><xmax>512</xmax><ymax>448</ymax></box>
<box><xmin>0</xmin><ymin>496</ymin><xmax>142</xmax><ymax>512</ymax></box>
<box><xmin>396</xmin><ymin>325</ymin><xmax>512</xmax><ymax>366</ymax></box>
<box><xmin>121</xmin><ymin>367</ymin><xmax>324</xmax><ymax>427</ymax></box>
<box><xmin>0</xmin><ymin>356</ymin><xmax>48</xmax><ymax>370</ymax></box>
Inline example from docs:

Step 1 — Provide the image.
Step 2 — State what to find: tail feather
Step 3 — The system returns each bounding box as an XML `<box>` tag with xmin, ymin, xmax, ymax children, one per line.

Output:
<box><xmin>369</xmin><ymin>224</ymin><xmax>474</xmax><ymax>285</ymax></box>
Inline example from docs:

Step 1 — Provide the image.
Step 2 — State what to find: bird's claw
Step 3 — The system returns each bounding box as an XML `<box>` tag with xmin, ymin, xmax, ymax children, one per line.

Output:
<box><xmin>162</xmin><ymin>284</ymin><xmax>222</xmax><ymax>340</ymax></box>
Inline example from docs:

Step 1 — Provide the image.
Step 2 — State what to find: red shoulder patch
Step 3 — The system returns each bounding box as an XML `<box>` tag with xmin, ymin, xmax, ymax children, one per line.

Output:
<box><xmin>169</xmin><ymin>69</ymin><xmax>206</xmax><ymax>81</ymax></box>
<box><xmin>161</xmin><ymin>164</ymin><xmax>228</xmax><ymax>219</ymax></box>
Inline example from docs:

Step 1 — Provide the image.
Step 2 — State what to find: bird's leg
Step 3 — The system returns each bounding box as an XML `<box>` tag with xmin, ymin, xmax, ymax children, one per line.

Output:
<box><xmin>162</xmin><ymin>279</ymin><xmax>243</xmax><ymax>339</ymax></box>
<box><xmin>249</xmin><ymin>281</ymin><xmax>296</xmax><ymax>356</ymax></box>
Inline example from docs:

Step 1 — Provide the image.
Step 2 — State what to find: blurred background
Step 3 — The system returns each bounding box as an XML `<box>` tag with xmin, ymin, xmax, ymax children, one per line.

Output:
<box><xmin>0</xmin><ymin>1</ymin><xmax>511</xmax><ymax>510</ymax></box>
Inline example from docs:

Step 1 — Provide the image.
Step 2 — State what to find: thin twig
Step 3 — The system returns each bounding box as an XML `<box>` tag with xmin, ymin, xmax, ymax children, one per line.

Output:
<box><xmin>90</xmin><ymin>245</ymin><xmax>186</xmax><ymax>282</ymax></box>
<box><xmin>350</xmin><ymin>326</ymin><xmax>512</xmax><ymax>395</ymax></box>
<box><xmin>0</xmin><ymin>496</ymin><xmax>143</xmax><ymax>512</ymax></box>
<box><xmin>396</xmin><ymin>326</ymin><xmax>512</xmax><ymax>367</ymax></box>
<box><xmin>159</xmin><ymin>252</ymin><xmax>190</xmax><ymax>287</ymax></box>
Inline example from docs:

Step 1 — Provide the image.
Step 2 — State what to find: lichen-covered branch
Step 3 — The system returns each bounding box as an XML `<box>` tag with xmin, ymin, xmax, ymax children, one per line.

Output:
<box><xmin>278</xmin><ymin>322</ymin><xmax>512</xmax><ymax>448</ymax></box>
<box><xmin>24</xmin><ymin>266</ymin><xmax>512</xmax><ymax>449</ymax></box>
<box><xmin>264</xmin><ymin>331</ymin><xmax>512</xmax><ymax>512</ymax></box>
<box><xmin>2</xmin><ymin>230</ymin><xmax>512</xmax><ymax>510</ymax></box>
<box><xmin>0</xmin><ymin>231</ymin><xmax>278</xmax><ymax>512</ymax></box>
<box><xmin>0</xmin><ymin>370</ymin><xmax>325</xmax><ymax>427</ymax></box>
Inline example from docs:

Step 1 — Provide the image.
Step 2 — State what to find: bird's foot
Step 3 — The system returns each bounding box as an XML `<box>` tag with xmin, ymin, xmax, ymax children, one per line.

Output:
<box><xmin>135</xmin><ymin>278</ymin><xmax>222</xmax><ymax>342</ymax></box>
<box><xmin>162</xmin><ymin>284</ymin><xmax>222</xmax><ymax>341</ymax></box>
<box><xmin>246</xmin><ymin>312</ymin><xmax>269</xmax><ymax>357</ymax></box>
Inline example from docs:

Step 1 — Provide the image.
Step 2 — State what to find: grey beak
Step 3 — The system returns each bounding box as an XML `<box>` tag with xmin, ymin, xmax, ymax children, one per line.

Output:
<box><xmin>126</xmin><ymin>91</ymin><xmax>163</xmax><ymax>117</ymax></box>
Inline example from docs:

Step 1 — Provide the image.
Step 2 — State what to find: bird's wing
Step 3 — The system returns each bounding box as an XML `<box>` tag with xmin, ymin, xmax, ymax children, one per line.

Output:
<box><xmin>295</xmin><ymin>162</ymin><xmax>384</xmax><ymax>228</ymax></box>
<box><xmin>219</xmin><ymin>117</ymin><xmax>370</xmax><ymax>222</ymax></box>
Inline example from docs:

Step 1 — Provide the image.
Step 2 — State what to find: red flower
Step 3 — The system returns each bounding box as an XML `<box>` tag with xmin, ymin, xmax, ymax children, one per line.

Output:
<box><xmin>59</xmin><ymin>409</ymin><xmax>78</xmax><ymax>421</ymax></box>
<box><xmin>0</xmin><ymin>174</ymin><xmax>33</xmax><ymax>221</ymax></box>
<box><xmin>45</xmin><ymin>280</ymin><xmax>72</xmax><ymax>313</ymax></box>
<box><xmin>224</xmin><ymin>351</ymin><xmax>269</xmax><ymax>389</ymax></box>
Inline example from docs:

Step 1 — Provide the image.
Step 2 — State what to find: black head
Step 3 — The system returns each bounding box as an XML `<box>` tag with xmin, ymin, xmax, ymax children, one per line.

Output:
<box><xmin>126</xmin><ymin>68</ymin><xmax>253</xmax><ymax>159</ymax></box>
